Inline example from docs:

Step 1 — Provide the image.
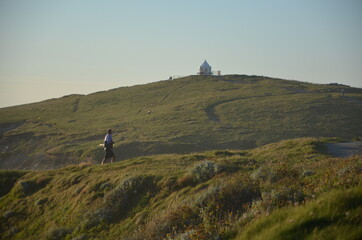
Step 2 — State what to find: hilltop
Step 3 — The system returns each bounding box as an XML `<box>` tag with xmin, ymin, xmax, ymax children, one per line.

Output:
<box><xmin>0</xmin><ymin>138</ymin><xmax>361</xmax><ymax>239</ymax></box>
<box><xmin>1</xmin><ymin>75</ymin><xmax>362</xmax><ymax>170</ymax></box>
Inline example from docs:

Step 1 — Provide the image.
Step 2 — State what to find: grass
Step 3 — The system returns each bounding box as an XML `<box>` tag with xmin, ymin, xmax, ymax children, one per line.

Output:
<box><xmin>0</xmin><ymin>138</ymin><xmax>360</xmax><ymax>239</ymax></box>
<box><xmin>1</xmin><ymin>75</ymin><xmax>361</xmax><ymax>169</ymax></box>
<box><xmin>235</xmin><ymin>186</ymin><xmax>362</xmax><ymax>240</ymax></box>
<box><xmin>0</xmin><ymin>170</ymin><xmax>27</xmax><ymax>197</ymax></box>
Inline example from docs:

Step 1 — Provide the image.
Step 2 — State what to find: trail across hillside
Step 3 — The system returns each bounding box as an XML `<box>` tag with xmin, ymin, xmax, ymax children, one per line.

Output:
<box><xmin>204</xmin><ymin>97</ymin><xmax>249</xmax><ymax>122</ymax></box>
<box><xmin>205</xmin><ymin>91</ymin><xmax>308</xmax><ymax>123</ymax></box>
<box><xmin>1</xmin><ymin>75</ymin><xmax>361</xmax><ymax>170</ymax></box>
<box><xmin>325</xmin><ymin>141</ymin><xmax>362</xmax><ymax>158</ymax></box>
<box><xmin>343</xmin><ymin>96</ymin><xmax>362</xmax><ymax>104</ymax></box>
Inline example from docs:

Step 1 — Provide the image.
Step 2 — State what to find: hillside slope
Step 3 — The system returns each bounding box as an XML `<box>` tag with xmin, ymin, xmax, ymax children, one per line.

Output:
<box><xmin>1</xmin><ymin>75</ymin><xmax>362</xmax><ymax>169</ymax></box>
<box><xmin>0</xmin><ymin>138</ymin><xmax>361</xmax><ymax>239</ymax></box>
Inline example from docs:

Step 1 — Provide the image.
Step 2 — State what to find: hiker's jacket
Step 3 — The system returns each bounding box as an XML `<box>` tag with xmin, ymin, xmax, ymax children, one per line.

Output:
<box><xmin>104</xmin><ymin>134</ymin><xmax>113</xmax><ymax>149</ymax></box>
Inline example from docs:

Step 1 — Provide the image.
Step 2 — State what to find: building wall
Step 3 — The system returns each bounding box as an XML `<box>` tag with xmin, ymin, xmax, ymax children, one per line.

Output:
<box><xmin>199</xmin><ymin>66</ymin><xmax>212</xmax><ymax>75</ymax></box>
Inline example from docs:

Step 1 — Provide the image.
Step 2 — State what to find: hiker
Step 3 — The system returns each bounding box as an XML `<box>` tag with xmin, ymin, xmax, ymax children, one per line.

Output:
<box><xmin>101</xmin><ymin>129</ymin><xmax>116</xmax><ymax>164</ymax></box>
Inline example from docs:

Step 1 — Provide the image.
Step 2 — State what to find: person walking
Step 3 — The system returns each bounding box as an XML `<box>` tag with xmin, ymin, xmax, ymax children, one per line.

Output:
<box><xmin>101</xmin><ymin>129</ymin><xmax>116</xmax><ymax>164</ymax></box>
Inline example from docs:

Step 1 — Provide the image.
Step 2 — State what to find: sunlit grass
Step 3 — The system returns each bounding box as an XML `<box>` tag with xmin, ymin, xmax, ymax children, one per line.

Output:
<box><xmin>1</xmin><ymin>75</ymin><xmax>361</xmax><ymax>169</ymax></box>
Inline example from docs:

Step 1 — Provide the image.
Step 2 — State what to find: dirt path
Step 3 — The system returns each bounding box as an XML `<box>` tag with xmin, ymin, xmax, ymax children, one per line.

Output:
<box><xmin>325</xmin><ymin>141</ymin><xmax>362</xmax><ymax>158</ymax></box>
<box><xmin>205</xmin><ymin>97</ymin><xmax>244</xmax><ymax>122</ymax></box>
<box><xmin>205</xmin><ymin>95</ymin><xmax>273</xmax><ymax>122</ymax></box>
<box><xmin>204</xmin><ymin>89</ymin><xmax>313</xmax><ymax>123</ymax></box>
<box><xmin>158</xmin><ymin>83</ymin><xmax>191</xmax><ymax>104</ymax></box>
<box><xmin>343</xmin><ymin>96</ymin><xmax>362</xmax><ymax>104</ymax></box>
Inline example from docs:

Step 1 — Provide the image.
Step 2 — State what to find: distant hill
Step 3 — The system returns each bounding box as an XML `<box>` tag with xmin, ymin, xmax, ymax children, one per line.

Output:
<box><xmin>0</xmin><ymin>138</ymin><xmax>361</xmax><ymax>239</ymax></box>
<box><xmin>1</xmin><ymin>75</ymin><xmax>362</xmax><ymax>170</ymax></box>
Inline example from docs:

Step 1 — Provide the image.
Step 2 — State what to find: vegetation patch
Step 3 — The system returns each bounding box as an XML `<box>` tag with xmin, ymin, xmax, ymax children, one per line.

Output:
<box><xmin>0</xmin><ymin>170</ymin><xmax>27</xmax><ymax>197</ymax></box>
<box><xmin>79</xmin><ymin>175</ymin><xmax>157</xmax><ymax>233</ymax></box>
<box><xmin>0</xmin><ymin>138</ymin><xmax>360</xmax><ymax>239</ymax></box>
<box><xmin>46</xmin><ymin>227</ymin><xmax>72</xmax><ymax>240</ymax></box>
<box><xmin>1</xmin><ymin>75</ymin><xmax>361</xmax><ymax>169</ymax></box>
<box><xmin>189</xmin><ymin>161</ymin><xmax>223</xmax><ymax>183</ymax></box>
<box><xmin>17</xmin><ymin>176</ymin><xmax>52</xmax><ymax>196</ymax></box>
<box><xmin>236</xmin><ymin>186</ymin><xmax>362</xmax><ymax>240</ymax></box>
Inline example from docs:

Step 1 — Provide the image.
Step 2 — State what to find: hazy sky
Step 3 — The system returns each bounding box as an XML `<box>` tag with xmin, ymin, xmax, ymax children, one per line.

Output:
<box><xmin>1</xmin><ymin>0</ymin><xmax>361</xmax><ymax>108</ymax></box>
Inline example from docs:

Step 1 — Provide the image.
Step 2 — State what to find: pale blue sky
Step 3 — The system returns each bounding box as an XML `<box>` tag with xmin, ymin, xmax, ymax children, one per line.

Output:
<box><xmin>1</xmin><ymin>0</ymin><xmax>361</xmax><ymax>108</ymax></box>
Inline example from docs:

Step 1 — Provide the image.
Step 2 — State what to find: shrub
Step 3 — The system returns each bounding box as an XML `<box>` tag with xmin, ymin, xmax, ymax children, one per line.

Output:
<box><xmin>82</xmin><ymin>175</ymin><xmax>156</xmax><ymax>229</ymax></box>
<box><xmin>252</xmin><ymin>187</ymin><xmax>305</xmax><ymax>215</ymax></box>
<box><xmin>103</xmin><ymin>176</ymin><xmax>147</xmax><ymax>215</ymax></box>
<box><xmin>82</xmin><ymin>208</ymin><xmax>113</xmax><ymax>229</ymax></box>
<box><xmin>196</xmin><ymin>178</ymin><xmax>261</xmax><ymax>215</ymax></box>
<box><xmin>268</xmin><ymin>187</ymin><xmax>304</xmax><ymax>206</ymax></box>
<box><xmin>251</xmin><ymin>165</ymin><xmax>300</xmax><ymax>184</ymax></box>
<box><xmin>190</xmin><ymin>161</ymin><xmax>222</xmax><ymax>182</ymax></box>
<box><xmin>189</xmin><ymin>177</ymin><xmax>261</xmax><ymax>237</ymax></box>
<box><xmin>142</xmin><ymin>205</ymin><xmax>200</xmax><ymax>240</ymax></box>
<box><xmin>250</xmin><ymin>167</ymin><xmax>275</xmax><ymax>182</ymax></box>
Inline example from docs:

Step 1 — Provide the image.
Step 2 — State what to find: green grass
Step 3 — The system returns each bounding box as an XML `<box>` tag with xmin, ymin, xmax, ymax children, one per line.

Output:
<box><xmin>1</xmin><ymin>75</ymin><xmax>361</xmax><ymax>170</ymax></box>
<box><xmin>0</xmin><ymin>138</ymin><xmax>360</xmax><ymax>239</ymax></box>
<box><xmin>235</xmin><ymin>186</ymin><xmax>362</xmax><ymax>240</ymax></box>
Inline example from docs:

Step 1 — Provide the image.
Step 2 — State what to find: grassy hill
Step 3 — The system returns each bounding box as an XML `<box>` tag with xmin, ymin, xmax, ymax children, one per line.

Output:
<box><xmin>1</xmin><ymin>75</ymin><xmax>362</xmax><ymax>169</ymax></box>
<box><xmin>0</xmin><ymin>138</ymin><xmax>361</xmax><ymax>239</ymax></box>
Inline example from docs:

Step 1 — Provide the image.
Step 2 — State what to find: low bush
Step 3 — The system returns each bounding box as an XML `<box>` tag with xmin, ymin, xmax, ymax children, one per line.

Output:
<box><xmin>142</xmin><ymin>205</ymin><xmax>200</xmax><ymax>240</ymax></box>
<box><xmin>81</xmin><ymin>175</ymin><xmax>157</xmax><ymax>230</ymax></box>
<box><xmin>189</xmin><ymin>161</ymin><xmax>222</xmax><ymax>182</ymax></box>
<box><xmin>251</xmin><ymin>164</ymin><xmax>300</xmax><ymax>184</ymax></box>
<box><xmin>250</xmin><ymin>166</ymin><xmax>275</xmax><ymax>182</ymax></box>
<box><xmin>194</xmin><ymin>177</ymin><xmax>260</xmax><ymax>236</ymax></box>
<box><xmin>103</xmin><ymin>176</ymin><xmax>150</xmax><ymax>218</ymax></box>
<box><xmin>81</xmin><ymin>208</ymin><xmax>113</xmax><ymax>230</ymax></box>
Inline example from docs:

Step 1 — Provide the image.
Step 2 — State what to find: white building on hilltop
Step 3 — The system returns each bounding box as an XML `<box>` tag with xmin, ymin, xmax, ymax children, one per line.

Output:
<box><xmin>198</xmin><ymin>60</ymin><xmax>212</xmax><ymax>76</ymax></box>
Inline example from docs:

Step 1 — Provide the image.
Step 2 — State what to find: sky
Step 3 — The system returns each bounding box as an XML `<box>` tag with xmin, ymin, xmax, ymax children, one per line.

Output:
<box><xmin>0</xmin><ymin>0</ymin><xmax>361</xmax><ymax>108</ymax></box>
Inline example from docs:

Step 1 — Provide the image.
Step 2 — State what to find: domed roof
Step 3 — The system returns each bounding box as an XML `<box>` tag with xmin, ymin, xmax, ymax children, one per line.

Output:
<box><xmin>200</xmin><ymin>60</ymin><xmax>211</xmax><ymax>68</ymax></box>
